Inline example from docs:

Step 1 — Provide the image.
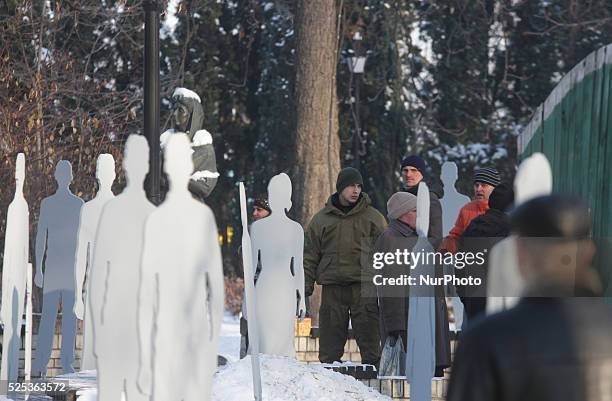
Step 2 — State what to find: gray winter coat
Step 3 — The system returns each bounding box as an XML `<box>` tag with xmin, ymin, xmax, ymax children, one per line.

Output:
<box><xmin>403</xmin><ymin>182</ymin><xmax>443</xmax><ymax>249</ymax></box>
<box><xmin>375</xmin><ymin>218</ymin><xmax>452</xmax><ymax>376</ymax></box>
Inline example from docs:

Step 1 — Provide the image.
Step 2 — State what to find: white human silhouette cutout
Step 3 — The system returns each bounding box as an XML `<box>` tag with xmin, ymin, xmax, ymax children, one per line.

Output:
<box><xmin>1</xmin><ymin>154</ymin><xmax>29</xmax><ymax>396</ymax></box>
<box><xmin>439</xmin><ymin>161</ymin><xmax>470</xmax><ymax>330</ymax></box>
<box><xmin>487</xmin><ymin>153</ymin><xmax>553</xmax><ymax>314</ymax></box>
<box><xmin>74</xmin><ymin>154</ymin><xmax>116</xmax><ymax>371</ymax></box>
<box><xmin>239</xmin><ymin>183</ymin><xmax>262</xmax><ymax>401</ymax></box>
<box><xmin>138</xmin><ymin>134</ymin><xmax>223</xmax><ymax>401</ymax></box>
<box><xmin>250</xmin><ymin>173</ymin><xmax>306</xmax><ymax>358</ymax></box>
<box><xmin>406</xmin><ymin>182</ymin><xmax>436</xmax><ymax>401</ymax></box>
<box><xmin>87</xmin><ymin>136</ymin><xmax>155</xmax><ymax>401</ymax></box>
<box><xmin>440</xmin><ymin>162</ymin><xmax>471</xmax><ymax>236</ymax></box>
<box><xmin>33</xmin><ymin>160</ymin><xmax>84</xmax><ymax>375</ymax></box>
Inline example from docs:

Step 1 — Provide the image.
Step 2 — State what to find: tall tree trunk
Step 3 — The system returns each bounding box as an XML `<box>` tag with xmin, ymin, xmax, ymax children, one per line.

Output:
<box><xmin>294</xmin><ymin>0</ymin><xmax>341</xmax><ymax>326</ymax></box>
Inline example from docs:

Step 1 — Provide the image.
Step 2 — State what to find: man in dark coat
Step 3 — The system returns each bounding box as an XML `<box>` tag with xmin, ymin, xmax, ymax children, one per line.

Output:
<box><xmin>400</xmin><ymin>155</ymin><xmax>444</xmax><ymax>249</ymax></box>
<box><xmin>376</xmin><ymin>191</ymin><xmax>451</xmax><ymax>377</ymax></box>
<box><xmin>459</xmin><ymin>183</ymin><xmax>514</xmax><ymax>322</ymax></box>
<box><xmin>447</xmin><ymin>195</ymin><xmax>612</xmax><ymax>401</ymax></box>
<box><xmin>304</xmin><ymin>167</ymin><xmax>387</xmax><ymax>366</ymax></box>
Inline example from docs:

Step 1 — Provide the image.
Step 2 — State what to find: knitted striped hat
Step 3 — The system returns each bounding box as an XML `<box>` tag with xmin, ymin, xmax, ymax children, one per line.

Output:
<box><xmin>473</xmin><ymin>167</ymin><xmax>501</xmax><ymax>187</ymax></box>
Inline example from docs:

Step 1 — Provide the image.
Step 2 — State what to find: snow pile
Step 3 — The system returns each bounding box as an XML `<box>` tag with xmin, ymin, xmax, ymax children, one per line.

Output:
<box><xmin>172</xmin><ymin>87</ymin><xmax>202</xmax><ymax>103</ymax></box>
<box><xmin>76</xmin><ymin>388</ymin><xmax>97</xmax><ymax>401</ymax></box>
<box><xmin>212</xmin><ymin>355</ymin><xmax>391</xmax><ymax>401</ymax></box>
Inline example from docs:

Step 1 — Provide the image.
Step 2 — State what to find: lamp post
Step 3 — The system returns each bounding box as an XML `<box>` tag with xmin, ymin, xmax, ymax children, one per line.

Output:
<box><xmin>347</xmin><ymin>31</ymin><xmax>366</xmax><ymax>168</ymax></box>
<box><xmin>143</xmin><ymin>0</ymin><xmax>161</xmax><ymax>204</ymax></box>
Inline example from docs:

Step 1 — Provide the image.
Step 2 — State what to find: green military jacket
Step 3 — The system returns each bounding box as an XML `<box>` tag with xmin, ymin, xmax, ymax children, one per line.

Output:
<box><xmin>304</xmin><ymin>193</ymin><xmax>387</xmax><ymax>296</ymax></box>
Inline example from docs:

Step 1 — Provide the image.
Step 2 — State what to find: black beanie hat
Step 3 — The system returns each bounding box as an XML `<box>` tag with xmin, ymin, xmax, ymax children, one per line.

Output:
<box><xmin>488</xmin><ymin>183</ymin><xmax>514</xmax><ymax>212</ymax></box>
<box><xmin>400</xmin><ymin>155</ymin><xmax>428</xmax><ymax>176</ymax></box>
<box><xmin>336</xmin><ymin>167</ymin><xmax>363</xmax><ymax>193</ymax></box>
<box><xmin>510</xmin><ymin>195</ymin><xmax>591</xmax><ymax>239</ymax></box>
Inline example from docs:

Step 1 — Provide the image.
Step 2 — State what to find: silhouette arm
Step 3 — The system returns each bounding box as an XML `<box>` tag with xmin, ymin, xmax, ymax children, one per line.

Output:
<box><xmin>206</xmin><ymin>216</ymin><xmax>224</xmax><ymax>340</ymax></box>
<box><xmin>250</xmin><ymin>223</ymin><xmax>262</xmax><ymax>286</ymax></box>
<box><xmin>88</xmin><ymin>214</ymin><xmax>111</xmax><ymax>356</ymax></box>
<box><xmin>34</xmin><ymin>203</ymin><xmax>49</xmax><ymax>288</ymax></box>
<box><xmin>294</xmin><ymin>226</ymin><xmax>306</xmax><ymax>319</ymax></box>
<box><xmin>73</xmin><ymin>206</ymin><xmax>90</xmax><ymax>319</ymax></box>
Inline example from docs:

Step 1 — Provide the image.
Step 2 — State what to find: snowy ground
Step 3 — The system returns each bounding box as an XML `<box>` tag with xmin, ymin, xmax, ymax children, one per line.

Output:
<box><xmin>69</xmin><ymin>312</ymin><xmax>390</xmax><ymax>401</ymax></box>
<box><xmin>218</xmin><ymin>312</ymin><xmax>242</xmax><ymax>362</ymax></box>
<box><xmin>212</xmin><ymin>355</ymin><xmax>390</xmax><ymax>401</ymax></box>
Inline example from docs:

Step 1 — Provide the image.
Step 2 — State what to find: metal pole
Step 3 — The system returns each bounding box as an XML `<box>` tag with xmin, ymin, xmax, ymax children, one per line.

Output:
<box><xmin>143</xmin><ymin>0</ymin><xmax>161</xmax><ymax>204</ymax></box>
<box><xmin>353</xmin><ymin>76</ymin><xmax>361</xmax><ymax>167</ymax></box>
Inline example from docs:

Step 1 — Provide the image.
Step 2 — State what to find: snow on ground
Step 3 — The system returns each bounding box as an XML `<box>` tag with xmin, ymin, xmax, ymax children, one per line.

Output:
<box><xmin>219</xmin><ymin>312</ymin><xmax>241</xmax><ymax>362</ymax></box>
<box><xmin>70</xmin><ymin>313</ymin><xmax>390</xmax><ymax>401</ymax></box>
<box><xmin>212</xmin><ymin>355</ymin><xmax>391</xmax><ymax>401</ymax></box>
<box><xmin>75</xmin><ymin>388</ymin><xmax>97</xmax><ymax>401</ymax></box>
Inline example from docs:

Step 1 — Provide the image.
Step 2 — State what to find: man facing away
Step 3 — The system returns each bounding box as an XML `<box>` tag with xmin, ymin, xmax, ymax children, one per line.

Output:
<box><xmin>447</xmin><ymin>195</ymin><xmax>612</xmax><ymax>401</ymax></box>
<box><xmin>376</xmin><ymin>192</ymin><xmax>418</xmax><ymax>348</ymax></box>
<box><xmin>304</xmin><ymin>167</ymin><xmax>386</xmax><ymax>366</ymax></box>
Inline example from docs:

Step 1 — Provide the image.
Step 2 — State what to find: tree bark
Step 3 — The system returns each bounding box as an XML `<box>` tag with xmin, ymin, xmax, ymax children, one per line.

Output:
<box><xmin>294</xmin><ymin>0</ymin><xmax>341</xmax><ymax>326</ymax></box>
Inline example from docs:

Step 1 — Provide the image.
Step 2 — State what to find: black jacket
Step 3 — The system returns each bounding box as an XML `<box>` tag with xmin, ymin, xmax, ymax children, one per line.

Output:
<box><xmin>403</xmin><ymin>181</ymin><xmax>444</xmax><ymax>249</ymax></box>
<box><xmin>447</xmin><ymin>294</ymin><xmax>612</xmax><ymax>401</ymax></box>
<box><xmin>458</xmin><ymin>208</ymin><xmax>511</xmax><ymax>320</ymax></box>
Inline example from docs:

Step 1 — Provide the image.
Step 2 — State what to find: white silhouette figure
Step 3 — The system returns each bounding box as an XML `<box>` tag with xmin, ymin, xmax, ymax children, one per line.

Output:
<box><xmin>33</xmin><ymin>160</ymin><xmax>83</xmax><ymax>375</ymax></box>
<box><xmin>487</xmin><ymin>153</ymin><xmax>553</xmax><ymax>314</ymax></box>
<box><xmin>250</xmin><ymin>173</ymin><xmax>306</xmax><ymax>358</ymax></box>
<box><xmin>138</xmin><ymin>134</ymin><xmax>223</xmax><ymax>401</ymax></box>
<box><xmin>440</xmin><ymin>162</ymin><xmax>471</xmax><ymax>236</ymax></box>
<box><xmin>74</xmin><ymin>154</ymin><xmax>116</xmax><ymax>371</ymax></box>
<box><xmin>406</xmin><ymin>182</ymin><xmax>436</xmax><ymax>401</ymax></box>
<box><xmin>239</xmin><ymin>183</ymin><xmax>262</xmax><ymax>401</ymax></box>
<box><xmin>0</xmin><ymin>154</ymin><xmax>29</xmax><ymax>396</ymax></box>
<box><xmin>439</xmin><ymin>161</ymin><xmax>470</xmax><ymax>330</ymax></box>
<box><xmin>87</xmin><ymin>136</ymin><xmax>155</xmax><ymax>401</ymax></box>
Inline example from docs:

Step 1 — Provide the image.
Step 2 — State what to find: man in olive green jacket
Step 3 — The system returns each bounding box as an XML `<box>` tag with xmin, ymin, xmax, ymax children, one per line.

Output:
<box><xmin>304</xmin><ymin>167</ymin><xmax>387</xmax><ymax>366</ymax></box>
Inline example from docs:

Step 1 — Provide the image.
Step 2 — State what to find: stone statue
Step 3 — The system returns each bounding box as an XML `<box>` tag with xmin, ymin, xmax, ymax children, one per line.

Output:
<box><xmin>160</xmin><ymin>87</ymin><xmax>219</xmax><ymax>201</ymax></box>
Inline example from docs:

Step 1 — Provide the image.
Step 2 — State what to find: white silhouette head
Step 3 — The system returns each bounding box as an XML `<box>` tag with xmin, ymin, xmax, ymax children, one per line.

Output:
<box><xmin>96</xmin><ymin>154</ymin><xmax>116</xmax><ymax>190</ymax></box>
<box><xmin>267</xmin><ymin>173</ymin><xmax>292</xmax><ymax>214</ymax></box>
<box><xmin>123</xmin><ymin>135</ymin><xmax>150</xmax><ymax>186</ymax></box>
<box><xmin>15</xmin><ymin>153</ymin><xmax>25</xmax><ymax>193</ymax></box>
<box><xmin>514</xmin><ymin>153</ymin><xmax>552</xmax><ymax>205</ymax></box>
<box><xmin>441</xmin><ymin>161</ymin><xmax>458</xmax><ymax>187</ymax></box>
<box><xmin>54</xmin><ymin>160</ymin><xmax>73</xmax><ymax>188</ymax></box>
<box><xmin>164</xmin><ymin>134</ymin><xmax>193</xmax><ymax>190</ymax></box>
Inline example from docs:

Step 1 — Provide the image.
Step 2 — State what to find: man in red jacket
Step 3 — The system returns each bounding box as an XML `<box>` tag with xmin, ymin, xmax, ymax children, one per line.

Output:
<box><xmin>439</xmin><ymin>167</ymin><xmax>501</xmax><ymax>253</ymax></box>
